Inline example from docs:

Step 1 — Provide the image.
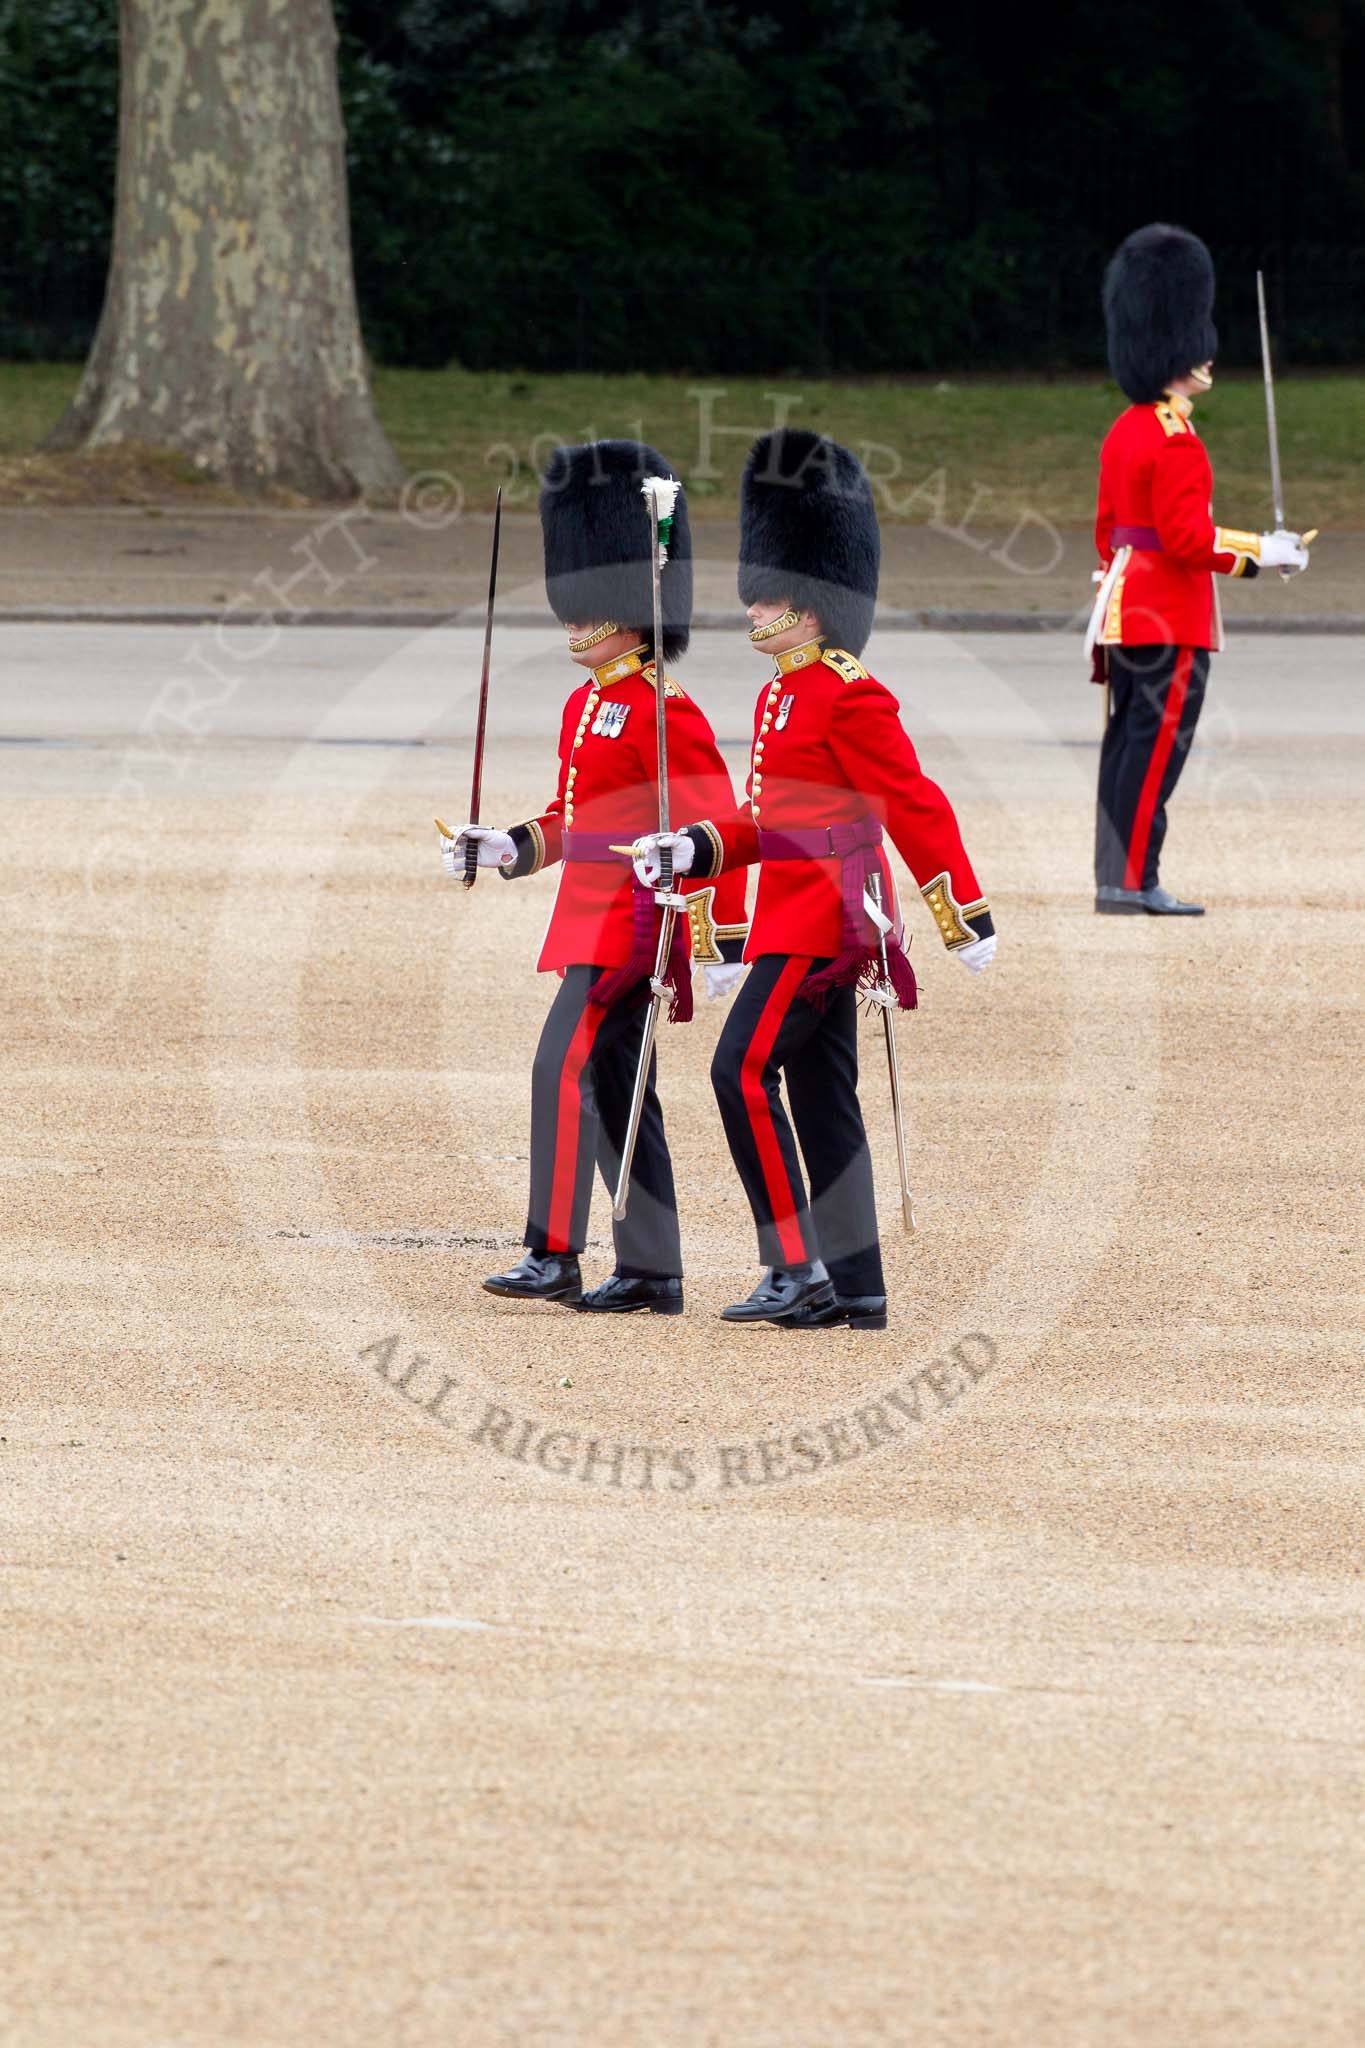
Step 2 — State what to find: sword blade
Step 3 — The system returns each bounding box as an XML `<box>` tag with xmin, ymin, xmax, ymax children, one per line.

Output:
<box><xmin>867</xmin><ymin>871</ymin><xmax>917</xmax><ymax>1234</ymax></box>
<box><xmin>462</xmin><ymin>487</ymin><xmax>502</xmax><ymax>888</ymax></box>
<box><xmin>1256</xmin><ymin>272</ymin><xmax>1286</xmax><ymax>533</ymax></box>
<box><xmin>610</xmin><ymin>907</ymin><xmax>676</xmax><ymax>1221</ymax></box>
<box><xmin>613</xmin><ymin>480</ymin><xmax>679</xmax><ymax>1222</ymax></box>
<box><xmin>649</xmin><ymin>489</ymin><xmax>670</xmax><ymax>839</ymax></box>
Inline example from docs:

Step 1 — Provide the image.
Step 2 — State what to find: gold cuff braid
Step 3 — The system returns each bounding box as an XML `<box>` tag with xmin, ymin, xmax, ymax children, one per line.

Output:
<box><xmin>921</xmin><ymin>871</ymin><xmax>987</xmax><ymax>949</ymax></box>
<box><xmin>508</xmin><ymin>819</ymin><xmax>547</xmax><ymax>875</ymax></box>
<box><xmin>693</xmin><ymin>819</ymin><xmax>725</xmax><ymax>877</ymax></box>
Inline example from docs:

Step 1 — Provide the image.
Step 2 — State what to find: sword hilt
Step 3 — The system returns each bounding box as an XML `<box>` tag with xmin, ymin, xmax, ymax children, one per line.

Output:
<box><xmin>1291</xmin><ymin>525</ymin><xmax>1320</xmax><ymax>579</ymax></box>
<box><xmin>658</xmin><ymin>843</ymin><xmax>674</xmax><ymax>894</ymax></box>
<box><xmin>463</xmin><ymin>835</ymin><xmax>479</xmax><ymax>889</ymax></box>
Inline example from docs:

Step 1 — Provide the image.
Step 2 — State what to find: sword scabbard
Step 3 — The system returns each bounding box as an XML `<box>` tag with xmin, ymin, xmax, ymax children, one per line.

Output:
<box><xmin>867</xmin><ymin>871</ymin><xmax>917</xmax><ymax>1235</ymax></box>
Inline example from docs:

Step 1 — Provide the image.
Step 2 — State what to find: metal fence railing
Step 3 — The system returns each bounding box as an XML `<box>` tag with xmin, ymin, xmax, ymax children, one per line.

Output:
<box><xmin>2</xmin><ymin>242</ymin><xmax>1361</xmax><ymax>374</ymax></box>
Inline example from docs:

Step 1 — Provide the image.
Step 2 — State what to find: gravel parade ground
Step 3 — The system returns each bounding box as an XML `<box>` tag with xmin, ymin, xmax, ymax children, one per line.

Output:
<box><xmin>3</xmin><ymin>502</ymin><xmax>1364</xmax><ymax>623</ymax></box>
<box><xmin>3</xmin><ymin>621</ymin><xmax>1362</xmax><ymax>2045</ymax></box>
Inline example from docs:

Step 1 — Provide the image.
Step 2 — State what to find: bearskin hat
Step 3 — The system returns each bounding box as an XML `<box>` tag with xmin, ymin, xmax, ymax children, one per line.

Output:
<box><xmin>540</xmin><ymin>439</ymin><xmax>692</xmax><ymax>663</ymax></box>
<box><xmin>738</xmin><ymin>430</ymin><xmax>880</xmax><ymax>657</ymax></box>
<box><xmin>1103</xmin><ymin>223</ymin><xmax>1218</xmax><ymax>406</ymax></box>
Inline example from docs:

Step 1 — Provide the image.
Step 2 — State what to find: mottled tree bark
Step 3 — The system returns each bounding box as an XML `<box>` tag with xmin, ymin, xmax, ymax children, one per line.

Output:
<box><xmin>47</xmin><ymin>0</ymin><xmax>404</xmax><ymax>499</ymax></box>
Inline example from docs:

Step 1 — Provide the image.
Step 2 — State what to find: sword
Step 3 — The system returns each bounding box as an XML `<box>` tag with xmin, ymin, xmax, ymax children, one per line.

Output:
<box><xmin>1256</xmin><ymin>274</ymin><xmax>1320</xmax><ymax>584</ymax></box>
<box><xmin>1255</xmin><ymin>272</ymin><xmax>1287</xmax><ymax>568</ymax></box>
<box><xmin>462</xmin><ymin>486</ymin><xmax>503</xmax><ymax>885</ymax></box>
<box><xmin>612</xmin><ymin>477</ymin><xmax>682</xmax><ymax>1223</ymax></box>
<box><xmin>865</xmin><ymin>871</ymin><xmax>917</xmax><ymax>1235</ymax></box>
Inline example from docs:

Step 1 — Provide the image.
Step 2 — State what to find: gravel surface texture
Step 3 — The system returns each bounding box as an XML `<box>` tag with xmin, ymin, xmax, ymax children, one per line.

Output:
<box><xmin>3</xmin><ymin>624</ymin><xmax>1362</xmax><ymax>2046</ymax></box>
<box><xmin>1</xmin><ymin>503</ymin><xmax>1360</xmax><ymax>623</ymax></box>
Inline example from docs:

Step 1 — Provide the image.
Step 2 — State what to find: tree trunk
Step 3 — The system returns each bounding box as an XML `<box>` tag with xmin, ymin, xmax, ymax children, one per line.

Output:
<box><xmin>46</xmin><ymin>0</ymin><xmax>405</xmax><ymax>500</ymax></box>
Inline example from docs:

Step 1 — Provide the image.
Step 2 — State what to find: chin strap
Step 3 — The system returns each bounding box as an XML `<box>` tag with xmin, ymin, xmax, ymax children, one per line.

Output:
<box><xmin>567</xmin><ymin>620</ymin><xmax>622</xmax><ymax>653</ymax></box>
<box><xmin>748</xmin><ymin>607</ymin><xmax>801</xmax><ymax>643</ymax></box>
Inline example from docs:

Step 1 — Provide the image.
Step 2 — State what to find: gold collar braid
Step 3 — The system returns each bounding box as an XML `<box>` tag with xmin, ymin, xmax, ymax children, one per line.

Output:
<box><xmin>773</xmin><ymin>637</ymin><xmax>824</xmax><ymax>676</ymax></box>
<box><xmin>590</xmin><ymin>645</ymin><xmax>648</xmax><ymax>687</ymax></box>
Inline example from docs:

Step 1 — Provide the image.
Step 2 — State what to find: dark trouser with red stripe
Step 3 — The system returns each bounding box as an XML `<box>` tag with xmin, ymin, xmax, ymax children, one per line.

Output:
<box><xmin>711</xmin><ymin>954</ymin><xmax>884</xmax><ymax>1299</ymax></box>
<box><xmin>1095</xmin><ymin>644</ymin><xmax>1209</xmax><ymax>890</ymax></box>
<box><xmin>524</xmin><ymin>965</ymin><xmax>682</xmax><ymax>1278</ymax></box>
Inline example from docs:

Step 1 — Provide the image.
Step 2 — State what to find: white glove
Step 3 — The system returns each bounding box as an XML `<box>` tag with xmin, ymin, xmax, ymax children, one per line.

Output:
<box><xmin>958</xmin><ymin>935</ymin><xmax>996</xmax><ymax>975</ymax></box>
<box><xmin>441</xmin><ymin>824</ymin><xmax>516</xmax><ymax>878</ymax></box>
<box><xmin>1258</xmin><ymin>530</ymin><xmax>1309</xmax><ymax>573</ymax></box>
<box><xmin>631</xmin><ymin>831</ymin><xmax>696</xmax><ymax>887</ymax></box>
<box><xmin>703</xmin><ymin>962</ymin><xmax>745</xmax><ymax>1002</ymax></box>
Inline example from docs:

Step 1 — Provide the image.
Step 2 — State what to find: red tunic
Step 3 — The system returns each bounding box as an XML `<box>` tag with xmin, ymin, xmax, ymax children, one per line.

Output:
<box><xmin>1095</xmin><ymin>393</ymin><xmax>1259</xmax><ymax>651</ymax></box>
<box><xmin>505</xmin><ymin>649</ymin><xmax>748</xmax><ymax>973</ymax></box>
<box><xmin>682</xmin><ymin>643</ymin><xmax>991</xmax><ymax>961</ymax></box>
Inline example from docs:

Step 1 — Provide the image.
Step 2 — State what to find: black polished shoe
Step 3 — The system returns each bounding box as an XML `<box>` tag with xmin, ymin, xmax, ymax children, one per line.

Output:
<box><xmin>575</xmin><ymin>1273</ymin><xmax>684</xmax><ymax>1315</ymax></box>
<box><xmin>1142</xmin><ymin>884</ymin><xmax>1204</xmax><ymax>916</ymax></box>
<box><xmin>721</xmin><ymin>1262</ymin><xmax>834</xmax><ymax>1325</ymax></box>
<box><xmin>1094</xmin><ymin>885</ymin><xmax>1147</xmax><ymax>915</ymax></box>
<box><xmin>482</xmin><ymin>1251</ymin><xmax>582</xmax><ymax>1303</ymax></box>
<box><xmin>783</xmin><ymin>1293</ymin><xmax>888</xmax><ymax>1331</ymax></box>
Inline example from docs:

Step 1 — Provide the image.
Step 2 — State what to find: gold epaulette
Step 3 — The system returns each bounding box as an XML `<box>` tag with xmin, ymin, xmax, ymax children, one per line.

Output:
<box><xmin>822</xmin><ymin>647</ymin><xmax>871</xmax><ymax>684</ymax></box>
<box><xmin>642</xmin><ymin>661</ymin><xmax>687</xmax><ymax>700</ymax></box>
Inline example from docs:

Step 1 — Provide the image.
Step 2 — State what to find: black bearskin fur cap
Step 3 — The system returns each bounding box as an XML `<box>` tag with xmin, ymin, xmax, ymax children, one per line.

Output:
<box><xmin>540</xmin><ymin>439</ymin><xmax>692</xmax><ymax>662</ymax></box>
<box><xmin>1104</xmin><ymin>223</ymin><xmax>1218</xmax><ymax>406</ymax></box>
<box><xmin>738</xmin><ymin>430</ymin><xmax>879</xmax><ymax>656</ymax></box>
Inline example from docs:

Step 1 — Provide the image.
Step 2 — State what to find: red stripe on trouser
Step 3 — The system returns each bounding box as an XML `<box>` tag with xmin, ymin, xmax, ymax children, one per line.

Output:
<box><xmin>1125</xmin><ymin>647</ymin><xmax>1194</xmax><ymax>890</ymax></box>
<box><xmin>545</xmin><ymin>998</ymin><xmax>609</xmax><ymax>1252</ymax></box>
<box><xmin>740</xmin><ymin>956</ymin><xmax>811</xmax><ymax>1267</ymax></box>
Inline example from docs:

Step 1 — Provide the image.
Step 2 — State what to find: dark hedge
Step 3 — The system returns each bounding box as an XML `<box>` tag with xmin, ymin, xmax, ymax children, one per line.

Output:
<box><xmin>1</xmin><ymin>0</ymin><xmax>1361</xmax><ymax>369</ymax></box>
